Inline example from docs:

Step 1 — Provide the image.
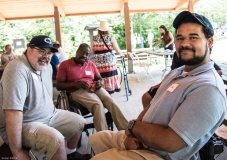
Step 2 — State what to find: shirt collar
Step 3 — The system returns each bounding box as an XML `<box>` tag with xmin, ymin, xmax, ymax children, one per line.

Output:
<box><xmin>175</xmin><ymin>61</ymin><xmax>214</xmax><ymax>78</ymax></box>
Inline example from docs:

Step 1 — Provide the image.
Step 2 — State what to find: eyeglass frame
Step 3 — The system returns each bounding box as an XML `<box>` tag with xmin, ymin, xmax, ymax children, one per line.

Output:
<box><xmin>78</xmin><ymin>49</ymin><xmax>90</xmax><ymax>56</ymax></box>
<box><xmin>30</xmin><ymin>46</ymin><xmax>53</xmax><ymax>56</ymax></box>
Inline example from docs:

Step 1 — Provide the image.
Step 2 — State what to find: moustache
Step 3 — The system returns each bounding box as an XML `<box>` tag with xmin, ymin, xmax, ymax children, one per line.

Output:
<box><xmin>38</xmin><ymin>57</ymin><xmax>49</xmax><ymax>62</ymax></box>
<box><xmin>80</xmin><ymin>57</ymin><xmax>87</xmax><ymax>60</ymax></box>
<box><xmin>178</xmin><ymin>46</ymin><xmax>195</xmax><ymax>53</ymax></box>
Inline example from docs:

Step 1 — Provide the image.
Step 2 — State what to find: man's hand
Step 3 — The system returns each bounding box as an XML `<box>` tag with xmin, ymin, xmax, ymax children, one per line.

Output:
<box><xmin>124</xmin><ymin>135</ymin><xmax>143</xmax><ymax>150</ymax></box>
<box><xmin>95</xmin><ymin>80</ymin><xmax>103</xmax><ymax>90</ymax></box>
<box><xmin>14</xmin><ymin>149</ymin><xmax>31</xmax><ymax>160</ymax></box>
<box><xmin>75</xmin><ymin>81</ymin><xmax>90</xmax><ymax>89</ymax></box>
<box><xmin>149</xmin><ymin>83</ymin><xmax>161</xmax><ymax>92</ymax></box>
<box><xmin>149</xmin><ymin>86</ymin><xmax>156</xmax><ymax>92</ymax></box>
<box><xmin>125</xmin><ymin>128</ymin><xmax>131</xmax><ymax>136</ymax></box>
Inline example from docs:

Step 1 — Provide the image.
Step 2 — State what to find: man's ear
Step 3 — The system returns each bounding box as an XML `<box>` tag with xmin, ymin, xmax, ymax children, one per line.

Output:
<box><xmin>208</xmin><ymin>37</ymin><xmax>214</xmax><ymax>49</ymax></box>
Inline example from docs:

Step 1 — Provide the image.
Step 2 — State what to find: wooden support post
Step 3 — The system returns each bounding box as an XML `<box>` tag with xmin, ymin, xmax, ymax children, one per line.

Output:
<box><xmin>188</xmin><ymin>0</ymin><xmax>194</xmax><ymax>13</ymax></box>
<box><xmin>124</xmin><ymin>2</ymin><xmax>133</xmax><ymax>73</ymax></box>
<box><xmin>54</xmin><ymin>7</ymin><xmax>62</xmax><ymax>45</ymax></box>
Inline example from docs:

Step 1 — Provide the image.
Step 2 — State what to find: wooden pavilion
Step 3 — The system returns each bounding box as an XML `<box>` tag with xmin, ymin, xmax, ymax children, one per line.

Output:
<box><xmin>0</xmin><ymin>0</ymin><xmax>199</xmax><ymax>71</ymax></box>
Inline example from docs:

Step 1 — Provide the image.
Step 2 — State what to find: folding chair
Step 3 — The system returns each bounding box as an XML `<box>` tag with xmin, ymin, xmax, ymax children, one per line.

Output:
<box><xmin>129</xmin><ymin>52</ymin><xmax>155</xmax><ymax>82</ymax></box>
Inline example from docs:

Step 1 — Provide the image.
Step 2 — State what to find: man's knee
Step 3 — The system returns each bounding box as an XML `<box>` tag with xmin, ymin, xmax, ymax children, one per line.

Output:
<box><xmin>22</xmin><ymin>123</ymin><xmax>65</xmax><ymax>159</ymax></box>
<box><xmin>142</xmin><ymin>92</ymin><xmax>149</xmax><ymax>100</ymax></box>
<box><xmin>142</xmin><ymin>92</ymin><xmax>152</xmax><ymax>102</ymax></box>
<box><xmin>51</xmin><ymin>109</ymin><xmax>85</xmax><ymax>140</ymax></box>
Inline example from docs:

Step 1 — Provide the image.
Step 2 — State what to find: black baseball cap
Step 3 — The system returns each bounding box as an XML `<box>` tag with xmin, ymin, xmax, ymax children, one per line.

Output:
<box><xmin>29</xmin><ymin>35</ymin><xmax>58</xmax><ymax>52</ymax></box>
<box><xmin>173</xmin><ymin>11</ymin><xmax>214</xmax><ymax>36</ymax></box>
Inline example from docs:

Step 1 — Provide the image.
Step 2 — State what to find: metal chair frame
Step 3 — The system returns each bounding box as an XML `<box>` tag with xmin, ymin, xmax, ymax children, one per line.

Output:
<box><xmin>129</xmin><ymin>52</ymin><xmax>156</xmax><ymax>82</ymax></box>
<box><xmin>55</xmin><ymin>90</ymin><xmax>114</xmax><ymax>134</ymax></box>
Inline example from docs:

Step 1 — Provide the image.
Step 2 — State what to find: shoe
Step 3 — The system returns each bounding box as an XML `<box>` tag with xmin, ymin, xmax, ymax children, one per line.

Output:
<box><xmin>67</xmin><ymin>151</ymin><xmax>91</xmax><ymax>160</ymax></box>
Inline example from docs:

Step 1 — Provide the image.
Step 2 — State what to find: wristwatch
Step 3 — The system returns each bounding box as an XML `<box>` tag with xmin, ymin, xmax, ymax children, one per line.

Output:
<box><xmin>127</xmin><ymin>120</ymin><xmax>136</xmax><ymax>134</ymax></box>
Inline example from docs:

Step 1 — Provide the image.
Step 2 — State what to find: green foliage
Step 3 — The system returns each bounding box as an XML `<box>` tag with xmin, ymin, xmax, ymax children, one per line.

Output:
<box><xmin>0</xmin><ymin>0</ymin><xmax>227</xmax><ymax>56</ymax></box>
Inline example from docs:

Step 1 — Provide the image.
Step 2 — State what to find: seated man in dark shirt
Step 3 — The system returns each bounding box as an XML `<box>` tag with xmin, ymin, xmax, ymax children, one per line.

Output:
<box><xmin>142</xmin><ymin>51</ymin><xmax>222</xmax><ymax>108</ymax></box>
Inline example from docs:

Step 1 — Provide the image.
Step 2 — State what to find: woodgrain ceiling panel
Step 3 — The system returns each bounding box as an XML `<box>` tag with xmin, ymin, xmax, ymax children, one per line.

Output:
<box><xmin>0</xmin><ymin>0</ymin><xmax>199</xmax><ymax>21</ymax></box>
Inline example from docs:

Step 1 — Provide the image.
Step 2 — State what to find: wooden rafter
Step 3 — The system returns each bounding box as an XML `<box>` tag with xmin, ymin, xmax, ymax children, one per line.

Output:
<box><xmin>50</xmin><ymin>0</ymin><xmax>65</xmax><ymax>17</ymax></box>
<box><xmin>0</xmin><ymin>14</ymin><xmax>5</xmax><ymax>21</ymax></box>
<box><xmin>175</xmin><ymin>0</ymin><xmax>188</xmax><ymax>10</ymax></box>
<box><xmin>120</xmin><ymin>0</ymin><xmax>125</xmax><ymax>13</ymax></box>
<box><xmin>120</xmin><ymin>0</ymin><xmax>129</xmax><ymax>13</ymax></box>
<box><xmin>0</xmin><ymin>0</ymin><xmax>201</xmax><ymax>21</ymax></box>
<box><xmin>130</xmin><ymin>8</ymin><xmax>178</xmax><ymax>13</ymax></box>
<box><xmin>194</xmin><ymin>0</ymin><xmax>200</xmax><ymax>5</ymax></box>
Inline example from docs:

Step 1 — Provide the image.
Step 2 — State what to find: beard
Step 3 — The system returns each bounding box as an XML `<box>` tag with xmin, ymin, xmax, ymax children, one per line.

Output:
<box><xmin>178</xmin><ymin>45</ymin><xmax>208</xmax><ymax>66</ymax></box>
<box><xmin>34</xmin><ymin>63</ymin><xmax>47</xmax><ymax>71</ymax></box>
<box><xmin>33</xmin><ymin>57</ymin><xmax>49</xmax><ymax>71</ymax></box>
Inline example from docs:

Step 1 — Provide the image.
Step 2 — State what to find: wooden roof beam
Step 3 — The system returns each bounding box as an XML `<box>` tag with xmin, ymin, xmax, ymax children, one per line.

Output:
<box><xmin>0</xmin><ymin>14</ymin><xmax>5</xmax><ymax>21</ymax></box>
<box><xmin>120</xmin><ymin>0</ymin><xmax>129</xmax><ymax>13</ymax></box>
<box><xmin>50</xmin><ymin>0</ymin><xmax>65</xmax><ymax>17</ymax></box>
<box><xmin>2</xmin><ymin>11</ymin><xmax>120</xmax><ymax>21</ymax></box>
<box><xmin>194</xmin><ymin>0</ymin><xmax>200</xmax><ymax>5</ymax></box>
<box><xmin>130</xmin><ymin>8</ymin><xmax>178</xmax><ymax>13</ymax></box>
<box><xmin>67</xmin><ymin>11</ymin><xmax>120</xmax><ymax>16</ymax></box>
<box><xmin>175</xmin><ymin>0</ymin><xmax>188</xmax><ymax>10</ymax></box>
<box><xmin>5</xmin><ymin>15</ymin><xmax>54</xmax><ymax>21</ymax></box>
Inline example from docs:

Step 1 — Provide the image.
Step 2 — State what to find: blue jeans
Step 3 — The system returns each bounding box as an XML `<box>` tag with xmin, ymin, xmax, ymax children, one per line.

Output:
<box><xmin>164</xmin><ymin>44</ymin><xmax>174</xmax><ymax>59</ymax></box>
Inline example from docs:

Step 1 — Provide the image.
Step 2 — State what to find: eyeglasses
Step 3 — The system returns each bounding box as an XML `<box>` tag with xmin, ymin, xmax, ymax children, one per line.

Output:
<box><xmin>79</xmin><ymin>50</ymin><xmax>90</xmax><ymax>55</ymax></box>
<box><xmin>33</xmin><ymin>47</ymin><xmax>53</xmax><ymax>56</ymax></box>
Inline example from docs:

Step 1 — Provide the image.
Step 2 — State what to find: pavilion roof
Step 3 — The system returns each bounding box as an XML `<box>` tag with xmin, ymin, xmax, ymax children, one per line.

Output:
<box><xmin>0</xmin><ymin>0</ymin><xmax>199</xmax><ymax>21</ymax></box>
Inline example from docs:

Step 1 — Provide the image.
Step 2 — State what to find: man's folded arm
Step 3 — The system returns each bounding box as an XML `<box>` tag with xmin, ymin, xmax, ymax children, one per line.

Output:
<box><xmin>132</xmin><ymin>121</ymin><xmax>187</xmax><ymax>153</ymax></box>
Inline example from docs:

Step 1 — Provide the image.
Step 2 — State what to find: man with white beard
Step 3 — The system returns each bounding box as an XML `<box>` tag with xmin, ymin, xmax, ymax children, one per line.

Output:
<box><xmin>0</xmin><ymin>35</ymin><xmax>91</xmax><ymax>160</ymax></box>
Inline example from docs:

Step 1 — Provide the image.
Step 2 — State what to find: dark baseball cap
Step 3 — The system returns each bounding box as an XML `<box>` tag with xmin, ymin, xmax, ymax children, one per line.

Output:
<box><xmin>173</xmin><ymin>11</ymin><xmax>214</xmax><ymax>36</ymax></box>
<box><xmin>29</xmin><ymin>35</ymin><xmax>58</xmax><ymax>52</ymax></box>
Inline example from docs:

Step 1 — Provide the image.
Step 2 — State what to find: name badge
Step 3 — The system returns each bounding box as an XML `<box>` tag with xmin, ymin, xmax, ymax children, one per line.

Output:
<box><xmin>166</xmin><ymin>83</ymin><xmax>179</xmax><ymax>92</ymax></box>
<box><xmin>85</xmin><ymin>71</ymin><xmax>92</xmax><ymax>75</ymax></box>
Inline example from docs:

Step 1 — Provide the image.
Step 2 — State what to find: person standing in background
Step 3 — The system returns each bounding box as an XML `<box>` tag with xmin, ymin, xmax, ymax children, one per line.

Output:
<box><xmin>147</xmin><ymin>30</ymin><xmax>154</xmax><ymax>49</ymax></box>
<box><xmin>131</xmin><ymin>33</ymin><xmax>137</xmax><ymax>49</ymax></box>
<box><xmin>53</xmin><ymin>41</ymin><xmax>68</xmax><ymax>63</ymax></box>
<box><xmin>1</xmin><ymin>44</ymin><xmax>16</xmax><ymax>66</ymax></box>
<box><xmin>136</xmin><ymin>34</ymin><xmax>144</xmax><ymax>48</ymax></box>
<box><xmin>91</xmin><ymin>21</ymin><xmax>124</xmax><ymax>95</ymax></box>
<box><xmin>153</xmin><ymin>25</ymin><xmax>174</xmax><ymax>58</ymax></box>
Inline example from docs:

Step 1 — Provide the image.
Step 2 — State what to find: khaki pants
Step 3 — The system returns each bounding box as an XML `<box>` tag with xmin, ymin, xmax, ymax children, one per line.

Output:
<box><xmin>71</xmin><ymin>88</ymin><xmax>128</xmax><ymax>131</ymax></box>
<box><xmin>3</xmin><ymin>109</ymin><xmax>85</xmax><ymax>160</ymax></box>
<box><xmin>89</xmin><ymin>130</ymin><xmax>164</xmax><ymax>160</ymax></box>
